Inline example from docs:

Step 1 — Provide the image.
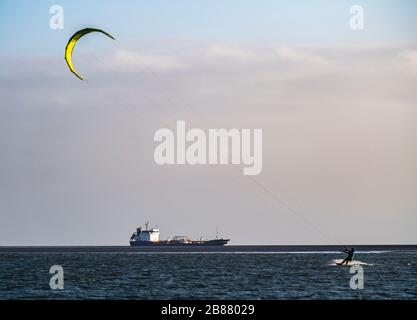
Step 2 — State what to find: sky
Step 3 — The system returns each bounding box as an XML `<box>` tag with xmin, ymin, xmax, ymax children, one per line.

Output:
<box><xmin>0</xmin><ymin>1</ymin><xmax>417</xmax><ymax>245</ymax></box>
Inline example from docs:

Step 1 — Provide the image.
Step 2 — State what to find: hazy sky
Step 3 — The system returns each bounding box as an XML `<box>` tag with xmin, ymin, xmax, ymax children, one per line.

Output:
<box><xmin>0</xmin><ymin>1</ymin><xmax>416</xmax><ymax>245</ymax></box>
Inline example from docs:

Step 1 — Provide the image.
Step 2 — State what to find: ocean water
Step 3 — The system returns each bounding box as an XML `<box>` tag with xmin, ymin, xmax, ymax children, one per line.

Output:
<box><xmin>0</xmin><ymin>251</ymin><xmax>416</xmax><ymax>299</ymax></box>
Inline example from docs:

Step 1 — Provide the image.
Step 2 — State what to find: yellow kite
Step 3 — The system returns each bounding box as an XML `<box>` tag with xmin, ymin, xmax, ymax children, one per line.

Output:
<box><xmin>64</xmin><ymin>28</ymin><xmax>115</xmax><ymax>80</ymax></box>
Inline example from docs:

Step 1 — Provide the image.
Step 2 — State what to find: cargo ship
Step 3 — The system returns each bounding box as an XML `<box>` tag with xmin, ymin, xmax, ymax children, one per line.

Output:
<box><xmin>130</xmin><ymin>222</ymin><xmax>230</xmax><ymax>246</ymax></box>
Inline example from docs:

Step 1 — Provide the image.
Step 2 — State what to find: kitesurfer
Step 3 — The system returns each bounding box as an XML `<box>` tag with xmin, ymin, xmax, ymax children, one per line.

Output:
<box><xmin>338</xmin><ymin>247</ymin><xmax>355</xmax><ymax>265</ymax></box>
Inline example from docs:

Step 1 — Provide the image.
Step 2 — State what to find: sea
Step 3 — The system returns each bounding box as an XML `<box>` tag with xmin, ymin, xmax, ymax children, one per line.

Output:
<box><xmin>0</xmin><ymin>249</ymin><xmax>416</xmax><ymax>299</ymax></box>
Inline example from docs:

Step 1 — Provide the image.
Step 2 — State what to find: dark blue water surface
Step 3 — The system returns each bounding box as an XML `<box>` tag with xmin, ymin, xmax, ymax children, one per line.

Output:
<box><xmin>0</xmin><ymin>251</ymin><xmax>416</xmax><ymax>299</ymax></box>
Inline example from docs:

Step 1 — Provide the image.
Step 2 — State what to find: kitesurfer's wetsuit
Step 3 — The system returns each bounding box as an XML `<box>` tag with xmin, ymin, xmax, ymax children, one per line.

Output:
<box><xmin>339</xmin><ymin>248</ymin><xmax>355</xmax><ymax>265</ymax></box>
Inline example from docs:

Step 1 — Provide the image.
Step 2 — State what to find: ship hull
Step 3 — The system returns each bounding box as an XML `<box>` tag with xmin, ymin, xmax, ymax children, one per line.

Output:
<box><xmin>130</xmin><ymin>239</ymin><xmax>229</xmax><ymax>246</ymax></box>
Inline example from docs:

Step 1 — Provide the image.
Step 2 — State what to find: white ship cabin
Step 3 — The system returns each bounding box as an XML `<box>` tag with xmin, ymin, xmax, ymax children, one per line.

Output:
<box><xmin>136</xmin><ymin>222</ymin><xmax>160</xmax><ymax>242</ymax></box>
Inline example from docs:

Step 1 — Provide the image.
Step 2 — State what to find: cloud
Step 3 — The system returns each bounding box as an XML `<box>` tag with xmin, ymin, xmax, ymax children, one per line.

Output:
<box><xmin>1</xmin><ymin>42</ymin><xmax>417</xmax><ymax>245</ymax></box>
<box><xmin>101</xmin><ymin>49</ymin><xmax>184</xmax><ymax>72</ymax></box>
<box><xmin>398</xmin><ymin>49</ymin><xmax>417</xmax><ymax>72</ymax></box>
<box><xmin>205</xmin><ymin>43</ymin><xmax>257</xmax><ymax>61</ymax></box>
<box><xmin>275</xmin><ymin>46</ymin><xmax>331</xmax><ymax>65</ymax></box>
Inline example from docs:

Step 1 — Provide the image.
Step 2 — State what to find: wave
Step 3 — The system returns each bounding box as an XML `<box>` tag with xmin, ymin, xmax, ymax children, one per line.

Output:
<box><xmin>329</xmin><ymin>259</ymin><xmax>372</xmax><ymax>266</ymax></box>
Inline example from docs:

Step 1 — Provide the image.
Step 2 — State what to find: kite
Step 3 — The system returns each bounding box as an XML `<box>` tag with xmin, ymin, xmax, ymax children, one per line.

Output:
<box><xmin>64</xmin><ymin>28</ymin><xmax>115</xmax><ymax>80</ymax></box>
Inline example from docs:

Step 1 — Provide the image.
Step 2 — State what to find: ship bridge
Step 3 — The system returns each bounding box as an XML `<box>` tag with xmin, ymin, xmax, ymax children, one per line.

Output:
<box><xmin>135</xmin><ymin>222</ymin><xmax>160</xmax><ymax>242</ymax></box>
